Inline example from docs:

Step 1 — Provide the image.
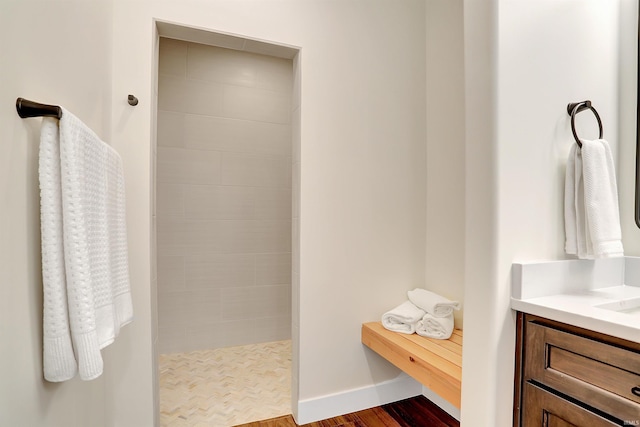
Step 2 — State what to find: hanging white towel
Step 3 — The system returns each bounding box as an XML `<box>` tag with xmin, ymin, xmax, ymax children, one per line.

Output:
<box><xmin>381</xmin><ymin>301</ymin><xmax>425</xmax><ymax>334</ymax></box>
<box><xmin>40</xmin><ymin>109</ymin><xmax>133</xmax><ymax>381</ymax></box>
<box><xmin>40</xmin><ymin>118</ymin><xmax>78</xmax><ymax>382</ymax></box>
<box><xmin>564</xmin><ymin>144</ymin><xmax>579</xmax><ymax>256</ymax></box>
<box><xmin>564</xmin><ymin>139</ymin><xmax>623</xmax><ymax>259</ymax></box>
<box><xmin>415</xmin><ymin>313</ymin><xmax>454</xmax><ymax>340</ymax></box>
<box><xmin>407</xmin><ymin>288</ymin><xmax>460</xmax><ymax>317</ymax></box>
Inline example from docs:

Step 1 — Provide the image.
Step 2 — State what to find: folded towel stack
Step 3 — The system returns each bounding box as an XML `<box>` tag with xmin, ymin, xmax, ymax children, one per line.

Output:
<box><xmin>564</xmin><ymin>139</ymin><xmax>624</xmax><ymax>259</ymax></box>
<box><xmin>416</xmin><ymin>313</ymin><xmax>454</xmax><ymax>339</ymax></box>
<box><xmin>382</xmin><ymin>301</ymin><xmax>426</xmax><ymax>334</ymax></box>
<box><xmin>408</xmin><ymin>288</ymin><xmax>459</xmax><ymax>339</ymax></box>
<box><xmin>407</xmin><ymin>288</ymin><xmax>460</xmax><ymax>317</ymax></box>
<box><xmin>380</xmin><ymin>288</ymin><xmax>460</xmax><ymax>339</ymax></box>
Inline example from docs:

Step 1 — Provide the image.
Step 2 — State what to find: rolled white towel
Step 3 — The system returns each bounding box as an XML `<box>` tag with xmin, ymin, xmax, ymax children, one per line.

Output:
<box><xmin>416</xmin><ymin>313</ymin><xmax>454</xmax><ymax>339</ymax></box>
<box><xmin>408</xmin><ymin>288</ymin><xmax>460</xmax><ymax>317</ymax></box>
<box><xmin>381</xmin><ymin>301</ymin><xmax>425</xmax><ymax>334</ymax></box>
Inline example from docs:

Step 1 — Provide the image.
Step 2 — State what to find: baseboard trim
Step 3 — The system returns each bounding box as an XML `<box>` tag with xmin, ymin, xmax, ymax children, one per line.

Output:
<box><xmin>294</xmin><ymin>374</ymin><xmax>422</xmax><ymax>425</ymax></box>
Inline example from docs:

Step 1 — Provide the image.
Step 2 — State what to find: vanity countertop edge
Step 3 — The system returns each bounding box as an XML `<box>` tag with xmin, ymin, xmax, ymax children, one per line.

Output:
<box><xmin>511</xmin><ymin>256</ymin><xmax>640</xmax><ymax>344</ymax></box>
<box><xmin>511</xmin><ymin>296</ymin><xmax>639</xmax><ymax>343</ymax></box>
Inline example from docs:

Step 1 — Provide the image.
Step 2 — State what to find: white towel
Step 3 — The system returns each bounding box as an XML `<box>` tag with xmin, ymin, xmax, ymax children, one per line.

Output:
<box><xmin>564</xmin><ymin>139</ymin><xmax>623</xmax><ymax>259</ymax></box>
<box><xmin>381</xmin><ymin>301</ymin><xmax>425</xmax><ymax>334</ymax></box>
<box><xmin>564</xmin><ymin>144</ymin><xmax>579</xmax><ymax>255</ymax></box>
<box><xmin>407</xmin><ymin>288</ymin><xmax>460</xmax><ymax>317</ymax></box>
<box><xmin>40</xmin><ymin>118</ymin><xmax>77</xmax><ymax>382</ymax></box>
<box><xmin>40</xmin><ymin>109</ymin><xmax>133</xmax><ymax>381</ymax></box>
<box><xmin>416</xmin><ymin>313</ymin><xmax>454</xmax><ymax>339</ymax></box>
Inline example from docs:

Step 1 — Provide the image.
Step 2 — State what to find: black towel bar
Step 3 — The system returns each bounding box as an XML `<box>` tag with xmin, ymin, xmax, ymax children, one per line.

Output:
<box><xmin>16</xmin><ymin>98</ymin><xmax>62</xmax><ymax>119</ymax></box>
<box><xmin>16</xmin><ymin>95</ymin><xmax>139</xmax><ymax>119</ymax></box>
<box><xmin>567</xmin><ymin>100</ymin><xmax>603</xmax><ymax>148</ymax></box>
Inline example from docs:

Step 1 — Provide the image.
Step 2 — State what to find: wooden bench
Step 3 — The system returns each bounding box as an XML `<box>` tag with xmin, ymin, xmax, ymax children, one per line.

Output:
<box><xmin>361</xmin><ymin>321</ymin><xmax>463</xmax><ymax>409</ymax></box>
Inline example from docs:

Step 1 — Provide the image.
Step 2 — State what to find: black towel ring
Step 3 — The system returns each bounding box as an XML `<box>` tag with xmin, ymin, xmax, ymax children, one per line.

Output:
<box><xmin>567</xmin><ymin>100</ymin><xmax>603</xmax><ymax>148</ymax></box>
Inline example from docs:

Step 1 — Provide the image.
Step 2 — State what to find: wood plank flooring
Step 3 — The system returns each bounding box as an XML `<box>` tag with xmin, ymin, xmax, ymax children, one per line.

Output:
<box><xmin>233</xmin><ymin>396</ymin><xmax>460</xmax><ymax>427</ymax></box>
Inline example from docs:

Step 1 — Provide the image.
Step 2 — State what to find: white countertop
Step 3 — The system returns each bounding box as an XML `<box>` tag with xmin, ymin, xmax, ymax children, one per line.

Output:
<box><xmin>511</xmin><ymin>257</ymin><xmax>640</xmax><ymax>343</ymax></box>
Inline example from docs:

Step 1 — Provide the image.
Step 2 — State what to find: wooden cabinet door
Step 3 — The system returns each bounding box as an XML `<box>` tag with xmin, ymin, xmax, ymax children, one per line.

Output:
<box><xmin>524</xmin><ymin>321</ymin><xmax>640</xmax><ymax>420</ymax></box>
<box><xmin>522</xmin><ymin>382</ymin><xmax>618</xmax><ymax>427</ymax></box>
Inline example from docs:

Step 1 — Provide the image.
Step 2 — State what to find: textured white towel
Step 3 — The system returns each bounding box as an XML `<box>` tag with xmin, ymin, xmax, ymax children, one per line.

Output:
<box><xmin>564</xmin><ymin>139</ymin><xmax>623</xmax><ymax>259</ymax></box>
<box><xmin>40</xmin><ymin>118</ymin><xmax>78</xmax><ymax>382</ymax></box>
<box><xmin>564</xmin><ymin>144</ymin><xmax>579</xmax><ymax>256</ymax></box>
<box><xmin>416</xmin><ymin>313</ymin><xmax>454</xmax><ymax>339</ymax></box>
<box><xmin>40</xmin><ymin>109</ymin><xmax>133</xmax><ymax>381</ymax></box>
<box><xmin>407</xmin><ymin>288</ymin><xmax>460</xmax><ymax>317</ymax></box>
<box><xmin>381</xmin><ymin>301</ymin><xmax>425</xmax><ymax>334</ymax></box>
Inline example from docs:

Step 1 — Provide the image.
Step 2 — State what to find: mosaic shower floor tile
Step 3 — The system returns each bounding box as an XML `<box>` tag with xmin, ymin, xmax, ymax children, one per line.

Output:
<box><xmin>159</xmin><ymin>340</ymin><xmax>291</xmax><ymax>427</ymax></box>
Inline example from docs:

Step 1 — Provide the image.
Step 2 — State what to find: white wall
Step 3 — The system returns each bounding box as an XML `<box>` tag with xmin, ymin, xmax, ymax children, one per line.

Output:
<box><xmin>0</xmin><ymin>1</ymin><xmax>114</xmax><ymax>426</ymax></box>
<box><xmin>618</xmin><ymin>0</ymin><xmax>640</xmax><ymax>254</ymax></box>
<box><xmin>461</xmin><ymin>0</ymin><xmax>499</xmax><ymax>425</ymax></box>
<box><xmin>462</xmin><ymin>0</ymin><xmax>624</xmax><ymax>425</ymax></box>
<box><xmin>110</xmin><ymin>0</ymin><xmax>427</xmax><ymax>424</ymax></box>
<box><xmin>156</xmin><ymin>39</ymin><xmax>293</xmax><ymax>354</ymax></box>
<box><xmin>425</xmin><ymin>0</ymin><xmax>465</xmax><ymax>328</ymax></box>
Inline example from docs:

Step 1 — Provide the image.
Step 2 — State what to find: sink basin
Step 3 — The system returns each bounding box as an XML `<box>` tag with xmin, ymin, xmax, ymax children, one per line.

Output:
<box><xmin>594</xmin><ymin>297</ymin><xmax>640</xmax><ymax>315</ymax></box>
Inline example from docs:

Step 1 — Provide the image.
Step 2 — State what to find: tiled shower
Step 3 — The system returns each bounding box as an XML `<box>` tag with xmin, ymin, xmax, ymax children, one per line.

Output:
<box><xmin>156</xmin><ymin>37</ymin><xmax>293</xmax><ymax>354</ymax></box>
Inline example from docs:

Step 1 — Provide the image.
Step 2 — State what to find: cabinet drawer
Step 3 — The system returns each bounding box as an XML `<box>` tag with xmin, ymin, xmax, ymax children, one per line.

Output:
<box><xmin>524</xmin><ymin>321</ymin><xmax>640</xmax><ymax>422</ymax></box>
<box><xmin>522</xmin><ymin>382</ymin><xmax>618</xmax><ymax>427</ymax></box>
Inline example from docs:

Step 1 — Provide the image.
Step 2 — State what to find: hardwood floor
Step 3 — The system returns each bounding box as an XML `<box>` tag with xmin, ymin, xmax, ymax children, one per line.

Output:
<box><xmin>233</xmin><ymin>396</ymin><xmax>460</xmax><ymax>427</ymax></box>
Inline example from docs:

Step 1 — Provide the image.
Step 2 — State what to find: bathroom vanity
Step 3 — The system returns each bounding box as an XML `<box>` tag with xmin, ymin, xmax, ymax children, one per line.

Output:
<box><xmin>514</xmin><ymin>313</ymin><xmax>640</xmax><ymax>426</ymax></box>
<box><xmin>511</xmin><ymin>258</ymin><xmax>640</xmax><ymax>426</ymax></box>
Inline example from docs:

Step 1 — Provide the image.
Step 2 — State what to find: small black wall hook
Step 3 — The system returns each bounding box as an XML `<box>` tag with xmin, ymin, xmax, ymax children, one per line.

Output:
<box><xmin>128</xmin><ymin>95</ymin><xmax>139</xmax><ymax>106</ymax></box>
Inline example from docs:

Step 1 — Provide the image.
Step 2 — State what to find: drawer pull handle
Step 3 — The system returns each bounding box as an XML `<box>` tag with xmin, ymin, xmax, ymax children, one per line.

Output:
<box><xmin>632</xmin><ymin>386</ymin><xmax>640</xmax><ymax>397</ymax></box>
<box><xmin>409</xmin><ymin>356</ymin><xmax>415</xmax><ymax>362</ymax></box>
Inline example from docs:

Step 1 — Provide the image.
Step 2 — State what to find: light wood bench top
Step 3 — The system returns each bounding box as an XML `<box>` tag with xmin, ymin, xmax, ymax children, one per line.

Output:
<box><xmin>361</xmin><ymin>321</ymin><xmax>462</xmax><ymax>409</ymax></box>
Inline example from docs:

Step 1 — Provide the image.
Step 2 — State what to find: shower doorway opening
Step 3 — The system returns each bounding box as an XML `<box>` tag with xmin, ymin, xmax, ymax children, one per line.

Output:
<box><xmin>152</xmin><ymin>22</ymin><xmax>301</xmax><ymax>427</ymax></box>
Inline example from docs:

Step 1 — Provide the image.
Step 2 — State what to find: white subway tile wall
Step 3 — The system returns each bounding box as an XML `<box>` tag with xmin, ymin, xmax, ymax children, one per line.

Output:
<box><xmin>157</xmin><ymin>38</ymin><xmax>293</xmax><ymax>354</ymax></box>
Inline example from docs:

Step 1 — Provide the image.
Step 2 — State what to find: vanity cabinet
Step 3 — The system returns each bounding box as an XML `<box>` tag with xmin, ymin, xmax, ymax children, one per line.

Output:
<box><xmin>514</xmin><ymin>313</ymin><xmax>640</xmax><ymax>427</ymax></box>
<box><xmin>523</xmin><ymin>382</ymin><xmax>618</xmax><ymax>426</ymax></box>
